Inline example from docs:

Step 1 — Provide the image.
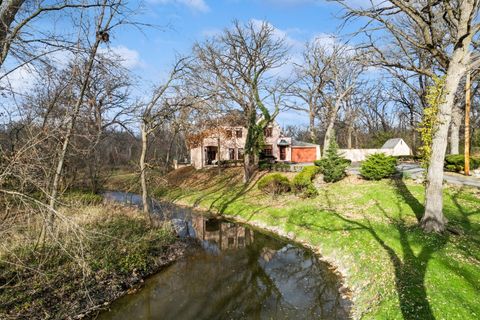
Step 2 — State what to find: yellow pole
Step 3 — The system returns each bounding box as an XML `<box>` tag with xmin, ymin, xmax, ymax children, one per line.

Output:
<box><xmin>465</xmin><ymin>71</ymin><xmax>471</xmax><ymax>176</ymax></box>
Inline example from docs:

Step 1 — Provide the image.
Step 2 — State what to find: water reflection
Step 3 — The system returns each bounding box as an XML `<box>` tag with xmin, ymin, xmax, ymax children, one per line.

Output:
<box><xmin>99</xmin><ymin>191</ymin><xmax>350</xmax><ymax>320</ymax></box>
<box><xmin>191</xmin><ymin>216</ymin><xmax>254</xmax><ymax>253</ymax></box>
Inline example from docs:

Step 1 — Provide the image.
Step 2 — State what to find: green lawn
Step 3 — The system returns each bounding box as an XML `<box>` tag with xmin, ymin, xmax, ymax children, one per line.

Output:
<box><xmin>153</xmin><ymin>167</ymin><xmax>480</xmax><ymax>320</ymax></box>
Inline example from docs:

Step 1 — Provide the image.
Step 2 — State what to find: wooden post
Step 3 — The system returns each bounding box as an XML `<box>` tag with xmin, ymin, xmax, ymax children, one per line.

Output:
<box><xmin>465</xmin><ymin>71</ymin><xmax>471</xmax><ymax>176</ymax></box>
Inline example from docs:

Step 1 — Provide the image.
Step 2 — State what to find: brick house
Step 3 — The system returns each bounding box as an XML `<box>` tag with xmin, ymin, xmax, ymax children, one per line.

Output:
<box><xmin>189</xmin><ymin>121</ymin><xmax>321</xmax><ymax>169</ymax></box>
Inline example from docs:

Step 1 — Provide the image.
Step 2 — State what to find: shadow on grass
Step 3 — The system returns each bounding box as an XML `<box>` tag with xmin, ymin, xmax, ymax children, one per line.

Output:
<box><xmin>323</xmin><ymin>178</ymin><xmax>448</xmax><ymax>320</ymax></box>
<box><xmin>209</xmin><ymin>171</ymin><xmax>267</xmax><ymax>215</ymax></box>
<box><xmin>448</xmin><ymin>188</ymin><xmax>480</xmax><ymax>235</ymax></box>
<box><xmin>165</xmin><ymin>168</ymin><xmax>241</xmax><ymax>205</ymax></box>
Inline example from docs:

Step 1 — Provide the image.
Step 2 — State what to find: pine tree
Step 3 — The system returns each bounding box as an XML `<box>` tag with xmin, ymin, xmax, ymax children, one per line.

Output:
<box><xmin>316</xmin><ymin>139</ymin><xmax>349</xmax><ymax>183</ymax></box>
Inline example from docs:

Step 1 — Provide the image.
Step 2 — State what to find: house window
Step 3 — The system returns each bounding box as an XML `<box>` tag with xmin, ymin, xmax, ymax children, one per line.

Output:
<box><xmin>238</xmin><ymin>237</ymin><xmax>245</xmax><ymax>247</ymax></box>
<box><xmin>263</xmin><ymin>145</ymin><xmax>273</xmax><ymax>156</ymax></box>
<box><xmin>264</xmin><ymin>127</ymin><xmax>272</xmax><ymax>137</ymax></box>
<box><xmin>237</xmin><ymin>148</ymin><xmax>244</xmax><ymax>160</ymax></box>
<box><xmin>228</xmin><ymin>237</ymin><xmax>235</xmax><ymax>248</ymax></box>
<box><xmin>226</xmin><ymin>130</ymin><xmax>232</xmax><ymax>138</ymax></box>
<box><xmin>229</xmin><ymin>148</ymin><xmax>235</xmax><ymax>160</ymax></box>
<box><xmin>236</xmin><ymin>129</ymin><xmax>242</xmax><ymax>138</ymax></box>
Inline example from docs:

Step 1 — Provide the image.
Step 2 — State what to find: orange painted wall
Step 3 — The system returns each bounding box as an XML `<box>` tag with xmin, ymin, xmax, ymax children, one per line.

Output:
<box><xmin>291</xmin><ymin>147</ymin><xmax>317</xmax><ymax>162</ymax></box>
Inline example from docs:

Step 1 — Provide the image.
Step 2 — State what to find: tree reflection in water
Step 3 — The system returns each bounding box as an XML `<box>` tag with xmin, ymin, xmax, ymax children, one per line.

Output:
<box><xmin>100</xmin><ymin>192</ymin><xmax>350</xmax><ymax>320</ymax></box>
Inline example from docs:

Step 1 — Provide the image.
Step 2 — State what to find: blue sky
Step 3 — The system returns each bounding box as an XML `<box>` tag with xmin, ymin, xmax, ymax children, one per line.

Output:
<box><xmin>106</xmin><ymin>0</ymin><xmax>370</xmax><ymax>126</ymax></box>
<box><xmin>1</xmin><ymin>0</ymin><xmax>373</xmax><ymax>126</ymax></box>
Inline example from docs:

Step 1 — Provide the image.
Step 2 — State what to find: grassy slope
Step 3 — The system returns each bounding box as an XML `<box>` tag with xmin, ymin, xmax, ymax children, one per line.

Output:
<box><xmin>150</xmin><ymin>167</ymin><xmax>479</xmax><ymax>320</ymax></box>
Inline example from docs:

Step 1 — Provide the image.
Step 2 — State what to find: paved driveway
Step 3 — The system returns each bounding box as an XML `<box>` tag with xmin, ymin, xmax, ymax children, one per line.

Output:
<box><xmin>348</xmin><ymin>163</ymin><xmax>480</xmax><ymax>188</ymax></box>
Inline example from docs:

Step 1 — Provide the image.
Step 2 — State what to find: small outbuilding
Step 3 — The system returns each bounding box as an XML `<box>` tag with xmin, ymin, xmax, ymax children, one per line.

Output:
<box><xmin>381</xmin><ymin>138</ymin><xmax>412</xmax><ymax>156</ymax></box>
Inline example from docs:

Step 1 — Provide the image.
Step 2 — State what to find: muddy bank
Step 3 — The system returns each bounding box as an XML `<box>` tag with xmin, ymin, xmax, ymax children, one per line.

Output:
<box><xmin>0</xmin><ymin>204</ymin><xmax>192</xmax><ymax>320</ymax></box>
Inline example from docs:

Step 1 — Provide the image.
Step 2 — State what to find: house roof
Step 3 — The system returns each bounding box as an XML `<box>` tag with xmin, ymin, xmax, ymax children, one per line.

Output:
<box><xmin>292</xmin><ymin>140</ymin><xmax>319</xmax><ymax>147</ymax></box>
<box><xmin>381</xmin><ymin>138</ymin><xmax>403</xmax><ymax>149</ymax></box>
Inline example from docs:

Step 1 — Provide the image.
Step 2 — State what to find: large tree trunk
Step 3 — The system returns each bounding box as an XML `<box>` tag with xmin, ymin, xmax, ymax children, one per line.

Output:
<box><xmin>243</xmin><ymin>108</ymin><xmax>258</xmax><ymax>183</ymax></box>
<box><xmin>165</xmin><ymin>129</ymin><xmax>177</xmax><ymax>172</ymax></box>
<box><xmin>410</xmin><ymin>109</ymin><xmax>417</xmax><ymax>155</ymax></box>
<box><xmin>354</xmin><ymin>129</ymin><xmax>359</xmax><ymax>148</ymax></box>
<box><xmin>0</xmin><ymin>0</ymin><xmax>25</xmax><ymax>67</ymax></box>
<box><xmin>422</xmin><ymin>53</ymin><xmax>468</xmax><ymax>233</ymax></box>
<box><xmin>309</xmin><ymin>105</ymin><xmax>316</xmax><ymax>143</ymax></box>
<box><xmin>140</xmin><ymin>122</ymin><xmax>150</xmax><ymax>216</ymax></box>
<box><xmin>347</xmin><ymin>122</ymin><xmax>353</xmax><ymax>149</ymax></box>
<box><xmin>449</xmin><ymin>102</ymin><xmax>463</xmax><ymax>154</ymax></box>
<box><xmin>243</xmin><ymin>153</ymin><xmax>255</xmax><ymax>183</ymax></box>
<box><xmin>323</xmin><ymin>102</ymin><xmax>340</xmax><ymax>155</ymax></box>
<box><xmin>217</xmin><ymin>135</ymin><xmax>221</xmax><ymax>175</ymax></box>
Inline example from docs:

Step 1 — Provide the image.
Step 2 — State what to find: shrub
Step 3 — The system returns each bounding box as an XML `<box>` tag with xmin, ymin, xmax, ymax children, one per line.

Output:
<box><xmin>273</xmin><ymin>163</ymin><xmax>290</xmax><ymax>172</ymax></box>
<box><xmin>292</xmin><ymin>166</ymin><xmax>320</xmax><ymax>198</ymax></box>
<box><xmin>360</xmin><ymin>153</ymin><xmax>397</xmax><ymax>180</ymax></box>
<box><xmin>444</xmin><ymin>154</ymin><xmax>480</xmax><ymax>172</ymax></box>
<box><xmin>258</xmin><ymin>162</ymin><xmax>290</xmax><ymax>172</ymax></box>
<box><xmin>303</xmin><ymin>184</ymin><xmax>319</xmax><ymax>198</ymax></box>
<box><xmin>258</xmin><ymin>161</ymin><xmax>272</xmax><ymax>171</ymax></box>
<box><xmin>219</xmin><ymin>159</ymin><xmax>243</xmax><ymax>167</ymax></box>
<box><xmin>314</xmin><ymin>140</ymin><xmax>349</xmax><ymax>183</ymax></box>
<box><xmin>257</xmin><ymin>173</ymin><xmax>291</xmax><ymax>197</ymax></box>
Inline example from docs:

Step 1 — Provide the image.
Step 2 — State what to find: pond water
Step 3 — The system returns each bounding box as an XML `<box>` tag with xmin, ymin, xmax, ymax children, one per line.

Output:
<box><xmin>99</xmin><ymin>191</ymin><xmax>351</xmax><ymax>320</ymax></box>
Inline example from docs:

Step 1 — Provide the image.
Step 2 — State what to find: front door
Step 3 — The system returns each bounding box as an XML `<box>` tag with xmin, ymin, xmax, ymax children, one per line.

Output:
<box><xmin>206</xmin><ymin>147</ymin><xmax>217</xmax><ymax>165</ymax></box>
<box><xmin>279</xmin><ymin>146</ymin><xmax>286</xmax><ymax>160</ymax></box>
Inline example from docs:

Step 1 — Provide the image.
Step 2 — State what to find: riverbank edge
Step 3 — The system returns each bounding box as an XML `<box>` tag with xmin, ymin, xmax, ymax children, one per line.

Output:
<box><xmin>0</xmin><ymin>202</ymin><xmax>192</xmax><ymax>320</ymax></box>
<box><xmin>165</xmin><ymin>198</ymin><xmax>357</xmax><ymax>319</ymax></box>
<box><xmin>80</xmin><ymin>203</ymin><xmax>197</xmax><ymax>320</ymax></box>
<box><xmin>83</xmin><ymin>239</ymin><xmax>191</xmax><ymax>319</ymax></box>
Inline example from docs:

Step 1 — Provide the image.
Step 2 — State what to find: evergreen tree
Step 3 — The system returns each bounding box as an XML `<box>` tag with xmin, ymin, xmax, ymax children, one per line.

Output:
<box><xmin>315</xmin><ymin>139</ymin><xmax>349</xmax><ymax>183</ymax></box>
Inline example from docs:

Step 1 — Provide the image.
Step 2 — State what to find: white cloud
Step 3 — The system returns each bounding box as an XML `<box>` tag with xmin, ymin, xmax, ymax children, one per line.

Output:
<box><xmin>247</xmin><ymin>19</ymin><xmax>310</xmax><ymax>79</ymax></box>
<box><xmin>98</xmin><ymin>45</ymin><xmax>144</xmax><ymax>69</ymax></box>
<box><xmin>151</xmin><ymin>0</ymin><xmax>210</xmax><ymax>13</ymax></box>
<box><xmin>201</xmin><ymin>28</ymin><xmax>222</xmax><ymax>38</ymax></box>
<box><xmin>0</xmin><ymin>65</ymin><xmax>39</xmax><ymax>94</ymax></box>
<box><xmin>250</xmin><ymin>19</ymin><xmax>302</xmax><ymax>49</ymax></box>
<box><xmin>262</xmin><ymin>0</ymin><xmax>384</xmax><ymax>9</ymax></box>
<box><xmin>47</xmin><ymin>50</ymin><xmax>74</xmax><ymax>69</ymax></box>
<box><xmin>311</xmin><ymin>33</ymin><xmax>337</xmax><ymax>49</ymax></box>
<box><xmin>263</xmin><ymin>0</ymin><xmax>320</xmax><ymax>5</ymax></box>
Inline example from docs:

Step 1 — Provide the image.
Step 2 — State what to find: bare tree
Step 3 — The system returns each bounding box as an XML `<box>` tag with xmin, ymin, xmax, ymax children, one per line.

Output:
<box><xmin>0</xmin><ymin>0</ymin><xmax>108</xmax><ymax>70</ymax></box>
<box><xmin>138</xmin><ymin>58</ymin><xmax>187</xmax><ymax>216</ymax></box>
<box><xmin>75</xmin><ymin>54</ymin><xmax>133</xmax><ymax>192</ymax></box>
<box><xmin>320</xmin><ymin>43</ymin><xmax>363</xmax><ymax>153</ymax></box>
<box><xmin>190</xmin><ymin>20</ymin><xmax>289</xmax><ymax>182</ymax></box>
<box><xmin>290</xmin><ymin>39</ymin><xmax>330</xmax><ymax>143</ymax></box>
<box><xmin>48</xmin><ymin>0</ymin><xmax>125</xmax><ymax>219</ymax></box>
<box><xmin>336</xmin><ymin>0</ymin><xmax>480</xmax><ymax>232</ymax></box>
